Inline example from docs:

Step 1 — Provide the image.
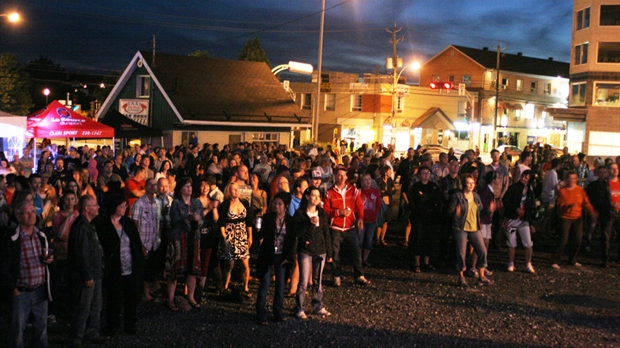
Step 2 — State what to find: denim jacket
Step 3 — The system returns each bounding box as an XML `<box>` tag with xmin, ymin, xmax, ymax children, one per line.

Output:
<box><xmin>448</xmin><ymin>191</ymin><xmax>482</xmax><ymax>231</ymax></box>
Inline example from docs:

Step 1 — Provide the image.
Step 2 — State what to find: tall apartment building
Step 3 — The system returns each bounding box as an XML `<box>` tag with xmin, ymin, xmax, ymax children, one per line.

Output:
<box><xmin>551</xmin><ymin>1</ymin><xmax>620</xmax><ymax>155</ymax></box>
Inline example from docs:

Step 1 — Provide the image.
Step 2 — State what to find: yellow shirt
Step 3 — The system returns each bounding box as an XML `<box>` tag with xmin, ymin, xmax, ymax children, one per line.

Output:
<box><xmin>463</xmin><ymin>198</ymin><xmax>478</xmax><ymax>232</ymax></box>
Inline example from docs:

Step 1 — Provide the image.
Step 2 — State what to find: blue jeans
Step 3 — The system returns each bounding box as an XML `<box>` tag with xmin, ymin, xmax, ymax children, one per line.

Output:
<box><xmin>255</xmin><ymin>254</ymin><xmax>287</xmax><ymax>321</ymax></box>
<box><xmin>296</xmin><ymin>253</ymin><xmax>326</xmax><ymax>313</ymax></box>
<box><xmin>453</xmin><ymin>229</ymin><xmax>487</xmax><ymax>272</ymax></box>
<box><xmin>71</xmin><ymin>278</ymin><xmax>102</xmax><ymax>344</ymax></box>
<box><xmin>331</xmin><ymin>228</ymin><xmax>363</xmax><ymax>278</ymax></box>
<box><xmin>10</xmin><ymin>286</ymin><xmax>48</xmax><ymax>348</ymax></box>
<box><xmin>359</xmin><ymin>222</ymin><xmax>377</xmax><ymax>250</ymax></box>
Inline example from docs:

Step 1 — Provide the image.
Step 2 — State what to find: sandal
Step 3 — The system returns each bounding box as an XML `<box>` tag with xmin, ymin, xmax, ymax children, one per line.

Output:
<box><xmin>243</xmin><ymin>290</ymin><xmax>252</xmax><ymax>298</ymax></box>
<box><xmin>188</xmin><ymin>301</ymin><xmax>201</xmax><ymax>309</ymax></box>
<box><xmin>414</xmin><ymin>265</ymin><xmax>421</xmax><ymax>273</ymax></box>
<box><xmin>167</xmin><ymin>302</ymin><xmax>179</xmax><ymax>311</ymax></box>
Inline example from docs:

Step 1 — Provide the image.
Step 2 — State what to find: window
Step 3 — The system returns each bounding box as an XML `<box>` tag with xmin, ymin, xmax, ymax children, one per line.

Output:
<box><xmin>325</xmin><ymin>94</ymin><xmax>336</xmax><ymax>111</ymax></box>
<box><xmin>462</xmin><ymin>75</ymin><xmax>471</xmax><ymax>86</ymax></box>
<box><xmin>136</xmin><ymin>75</ymin><xmax>151</xmax><ymax>98</ymax></box>
<box><xmin>301</xmin><ymin>94</ymin><xmax>312</xmax><ymax>110</ymax></box>
<box><xmin>524</xmin><ymin>103</ymin><xmax>535</xmax><ymax>120</ymax></box>
<box><xmin>432</xmin><ymin>75</ymin><xmax>441</xmax><ymax>82</ymax></box>
<box><xmin>600</xmin><ymin>5</ymin><xmax>620</xmax><ymax>26</ymax></box>
<box><xmin>597</xmin><ymin>42</ymin><xmax>620</xmax><ymax>63</ymax></box>
<box><xmin>516</xmin><ymin>79</ymin><xmax>523</xmax><ymax>91</ymax></box>
<box><xmin>589</xmin><ymin>131</ymin><xmax>620</xmax><ymax>156</ymax></box>
<box><xmin>321</xmin><ymin>73</ymin><xmax>330</xmax><ymax>83</ymax></box>
<box><xmin>576</xmin><ymin>7</ymin><xmax>590</xmax><ymax>30</ymax></box>
<box><xmin>530</xmin><ymin>82</ymin><xmax>538</xmax><ymax>93</ymax></box>
<box><xmin>351</xmin><ymin>94</ymin><xmax>362</xmax><ymax>111</ymax></box>
<box><xmin>251</xmin><ymin>133</ymin><xmax>279</xmax><ymax>142</ymax></box>
<box><xmin>570</xmin><ymin>83</ymin><xmax>587</xmax><ymax>105</ymax></box>
<box><xmin>544</xmin><ymin>82</ymin><xmax>552</xmax><ymax>95</ymax></box>
<box><xmin>574</xmin><ymin>43</ymin><xmax>589</xmax><ymax>65</ymax></box>
<box><xmin>396</xmin><ymin>96</ymin><xmax>404</xmax><ymax>113</ymax></box>
<box><xmin>449</xmin><ymin>75</ymin><xmax>454</xmax><ymax>82</ymax></box>
<box><xmin>501</xmin><ymin>78</ymin><xmax>508</xmax><ymax>89</ymax></box>
<box><xmin>593</xmin><ymin>82</ymin><xmax>620</xmax><ymax>107</ymax></box>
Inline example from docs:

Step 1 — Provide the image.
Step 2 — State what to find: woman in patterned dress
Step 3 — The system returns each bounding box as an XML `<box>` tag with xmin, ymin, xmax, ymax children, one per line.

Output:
<box><xmin>218</xmin><ymin>182</ymin><xmax>254</xmax><ymax>296</ymax></box>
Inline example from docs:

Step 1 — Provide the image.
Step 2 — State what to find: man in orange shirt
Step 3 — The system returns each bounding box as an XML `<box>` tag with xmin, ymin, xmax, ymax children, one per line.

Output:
<box><xmin>125</xmin><ymin>167</ymin><xmax>146</xmax><ymax>214</ymax></box>
<box><xmin>602</xmin><ymin>163</ymin><xmax>620</xmax><ymax>267</ymax></box>
<box><xmin>552</xmin><ymin>170</ymin><xmax>597</xmax><ymax>269</ymax></box>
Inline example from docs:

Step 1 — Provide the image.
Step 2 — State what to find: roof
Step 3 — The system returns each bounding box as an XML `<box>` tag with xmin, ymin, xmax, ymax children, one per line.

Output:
<box><xmin>410</xmin><ymin>107</ymin><xmax>455</xmax><ymax>130</ymax></box>
<box><xmin>449</xmin><ymin>45</ymin><xmax>569</xmax><ymax>78</ymax></box>
<box><xmin>99</xmin><ymin>109</ymin><xmax>162</xmax><ymax>138</ymax></box>
<box><xmin>139</xmin><ymin>51</ymin><xmax>309</xmax><ymax>124</ymax></box>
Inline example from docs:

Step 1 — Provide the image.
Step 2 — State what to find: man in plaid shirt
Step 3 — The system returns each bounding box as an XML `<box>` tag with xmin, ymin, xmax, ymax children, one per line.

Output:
<box><xmin>132</xmin><ymin>178</ymin><xmax>162</xmax><ymax>301</ymax></box>
<box><xmin>0</xmin><ymin>202</ymin><xmax>54</xmax><ymax>348</ymax></box>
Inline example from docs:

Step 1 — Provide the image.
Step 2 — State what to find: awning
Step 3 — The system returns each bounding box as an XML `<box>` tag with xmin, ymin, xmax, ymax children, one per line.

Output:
<box><xmin>498</xmin><ymin>101</ymin><xmax>512</xmax><ymax>109</ymax></box>
<box><xmin>546</xmin><ymin>107</ymin><xmax>587</xmax><ymax>122</ymax></box>
<box><xmin>513</xmin><ymin>103</ymin><xmax>524</xmax><ymax>110</ymax></box>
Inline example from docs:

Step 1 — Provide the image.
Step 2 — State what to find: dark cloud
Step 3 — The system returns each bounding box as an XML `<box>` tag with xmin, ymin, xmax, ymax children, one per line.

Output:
<box><xmin>0</xmin><ymin>0</ymin><xmax>572</xmax><ymax>76</ymax></box>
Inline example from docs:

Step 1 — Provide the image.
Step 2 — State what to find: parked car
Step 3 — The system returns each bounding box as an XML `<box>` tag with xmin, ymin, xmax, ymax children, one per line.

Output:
<box><xmin>496</xmin><ymin>145</ymin><xmax>522</xmax><ymax>157</ymax></box>
<box><xmin>419</xmin><ymin>144</ymin><xmax>463</xmax><ymax>163</ymax></box>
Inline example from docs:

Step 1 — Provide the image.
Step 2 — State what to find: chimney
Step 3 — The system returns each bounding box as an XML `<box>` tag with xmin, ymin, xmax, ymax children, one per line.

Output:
<box><xmin>548</xmin><ymin>57</ymin><xmax>554</xmax><ymax>61</ymax></box>
<box><xmin>483</xmin><ymin>47</ymin><xmax>489</xmax><ymax>51</ymax></box>
<box><xmin>517</xmin><ymin>52</ymin><xmax>523</xmax><ymax>56</ymax></box>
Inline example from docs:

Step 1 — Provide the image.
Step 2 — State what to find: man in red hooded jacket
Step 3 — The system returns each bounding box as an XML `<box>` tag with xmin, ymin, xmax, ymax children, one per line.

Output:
<box><xmin>323</xmin><ymin>166</ymin><xmax>370</xmax><ymax>287</ymax></box>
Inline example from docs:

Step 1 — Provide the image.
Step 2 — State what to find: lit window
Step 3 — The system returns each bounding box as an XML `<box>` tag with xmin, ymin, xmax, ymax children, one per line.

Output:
<box><xmin>351</xmin><ymin>95</ymin><xmax>362</xmax><ymax>111</ymax></box>
<box><xmin>544</xmin><ymin>82</ymin><xmax>552</xmax><ymax>95</ymax></box>
<box><xmin>589</xmin><ymin>131</ymin><xmax>620</xmax><ymax>156</ymax></box>
<box><xmin>301</xmin><ymin>94</ymin><xmax>312</xmax><ymax>110</ymax></box>
<box><xmin>516</xmin><ymin>79</ymin><xmax>523</xmax><ymax>92</ymax></box>
<box><xmin>524</xmin><ymin>103</ymin><xmax>535</xmax><ymax>119</ymax></box>
<box><xmin>136</xmin><ymin>76</ymin><xmax>151</xmax><ymax>98</ymax></box>
<box><xmin>593</xmin><ymin>82</ymin><xmax>620</xmax><ymax>107</ymax></box>
<box><xmin>325</xmin><ymin>94</ymin><xmax>336</xmax><ymax>111</ymax></box>
<box><xmin>570</xmin><ymin>83</ymin><xmax>587</xmax><ymax>106</ymax></box>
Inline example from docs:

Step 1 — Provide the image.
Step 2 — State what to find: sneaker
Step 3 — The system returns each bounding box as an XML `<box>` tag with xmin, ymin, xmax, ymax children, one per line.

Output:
<box><xmin>422</xmin><ymin>264</ymin><xmax>436</xmax><ymax>271</ymax></box>
<box><xmin>458</xmin><ymin>276</ymin><xmax>469</xmax><ymax>288</ymax></box>
<box><xmin>355</xmin><ymin>276</ymin><xmax>371</xmax><ymax>286</ymax></box>
<box><xmin>526</xmin><ymin>263</ymin><xmax>536</xmax><ymax>274</ymax></box>
<box><xmin>572</xmin><ymin>262</ymin><xmax>582</xmax><ymax>267</ymax></box>
<box><xmin>333</xmin><ymin>277</ymin><xmax>341</xmax><ymax>287</ymax></box>
<box><xmin>551</xmin><ymin>263</ymin><xmax>561</xmax><ymax>270</ymax></box>
<box><xmin>465</xmin><ymin>268</ymin><xmax>478</xmax><ymax>278</ymax></box>
<box><xmin>315</xmin><ymin>308</ymin><xmax>331</xmax><ymax>316</ymax></box>
<box><xmin>507</xmin><ymin>263</ymin><xmax>515</xmax><ymax>272</ymax></box>
<box><xmin>47</xmin><ymin>314</ymin><xmax>57</xmax><ymax>325</ymax></box>
<box><xmin>295</xmin><ymin>311</ymin><xmax>307</xmax><ymax>320</ymax></box>
<box><xmin>478</xmin><ymin>277</ymin><xmax>494</xmax><ymax>286</ymax></box>
<box><xmin>484</xmin><ymin>268</ymin><xmax>493</xmax><ymax>276</ymax></box>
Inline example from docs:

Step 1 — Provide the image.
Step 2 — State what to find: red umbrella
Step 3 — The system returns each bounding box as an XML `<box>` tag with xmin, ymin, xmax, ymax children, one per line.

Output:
<box><xmin>26</xmin><ymin>100</ymin><xmax>115</xmax><ymax>138</ymax></box>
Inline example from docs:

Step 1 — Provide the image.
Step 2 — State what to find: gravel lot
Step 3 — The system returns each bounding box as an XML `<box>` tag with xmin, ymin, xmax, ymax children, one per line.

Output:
<box><xmin>30</xmin><ymin>219</ymin><xmax>619</xmax><ymax>348</ymax></box>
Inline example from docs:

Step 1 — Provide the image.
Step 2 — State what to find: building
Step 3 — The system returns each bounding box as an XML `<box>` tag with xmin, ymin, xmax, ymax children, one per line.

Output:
<box><xmin>549</xmin><ymin>0</ymin><xmax>620</xmax><ymax>156</ymax></box>
<box><xmin>97</xmin><ymin>51</ymin><xmax>311</xmax><ymax>149</ymax></box>
<box><xmin>421</xmin><ymin>45</ymin><xmax>570</xmax><ymax>153</ymax></box>
<box><xmin>289</xmin><ymin>70</ymin><xmax>470</xmax><ymax>155</ymax></box>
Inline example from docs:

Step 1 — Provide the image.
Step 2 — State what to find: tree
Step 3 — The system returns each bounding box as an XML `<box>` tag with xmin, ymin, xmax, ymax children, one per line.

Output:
<box><xmin>189</xmin><ymin>50</ymin><xmax>213</xmax><ymax>58</ymax></box>
<box><xmin>0</xmin><ymin>53</ymin><xmax>33</xmax><ymax>115</ymax></box>
<box><xmin>238</xmin><ymin>37</ymin><xmax>270</xmax><ymax>67</ymax></box>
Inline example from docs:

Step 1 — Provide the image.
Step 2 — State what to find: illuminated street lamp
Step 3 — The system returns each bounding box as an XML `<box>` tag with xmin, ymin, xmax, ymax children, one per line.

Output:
<box><xmin>43</xmin><ymin>88</ymin><xmax>50</xmax><ymax>104</ymax></box>
<box><xmin>386</xmin><ymin>62</ymin><xmax>421</xmax><ymax>127</ymax></box>
<box><xmin>1</xmin><ymin>12</ymin><xmax>20</xmax><ymax>23</ymax></box>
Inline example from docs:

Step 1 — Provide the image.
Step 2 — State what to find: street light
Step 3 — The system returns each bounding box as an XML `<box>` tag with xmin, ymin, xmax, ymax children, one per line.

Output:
<box><xmin>43</xmin><ymin>88</ymin><xmax>50</xmax><ymax>104</ymax></box>
<box><xmin>387</xmin><ymin>62</ymin><xmax>420</xmax><ymax>126</ymax></box>
<box><xmin>1</xmin><ymin>12</ymin><xmax>20</xmax><ymax>23</ymax></box>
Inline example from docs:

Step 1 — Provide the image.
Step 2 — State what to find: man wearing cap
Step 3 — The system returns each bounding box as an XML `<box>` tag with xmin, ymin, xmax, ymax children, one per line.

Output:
<box><xmin>323</xmin><ymin>166</ymin><xmax>370</xmax><ymax>286</ymax></box>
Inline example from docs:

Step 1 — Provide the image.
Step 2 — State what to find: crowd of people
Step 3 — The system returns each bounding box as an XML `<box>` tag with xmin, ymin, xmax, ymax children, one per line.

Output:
<box><xmin>0</xmin><ymin>139</ymin><xmax>619</xmax><ymax>347</ymax></box>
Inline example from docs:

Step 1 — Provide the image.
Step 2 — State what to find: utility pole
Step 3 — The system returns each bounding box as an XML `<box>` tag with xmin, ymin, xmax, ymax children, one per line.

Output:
<box><xmin>152</xmin><ymin>34</ymin><xmax>156</xmax><ymax>67</ymax></box>
<box><xmin>385</xmin><ymin>23</ymin><xmax>404</xmax><ymax>144</ymax></box>
<box><xmin>312</xmin><ymin>0</ymin><xmax>326</xmax><ymax>144</ymax></box>
<box><xmin>492</xmin><ymin>42</ymin><xmax>506</xmax><ymax>149</ymax></box>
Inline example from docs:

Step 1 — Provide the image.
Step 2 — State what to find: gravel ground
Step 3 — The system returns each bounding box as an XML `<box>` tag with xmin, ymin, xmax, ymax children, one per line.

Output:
<box><xmin>30</xmin><ymin>220</ymin><xmax>619</xmax><ymax>348</ymax></box>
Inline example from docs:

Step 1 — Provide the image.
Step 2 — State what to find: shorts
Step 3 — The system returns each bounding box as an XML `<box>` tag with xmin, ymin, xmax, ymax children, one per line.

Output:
<box><xmin>480</xmin><ymin>224</ymin><xmax>492</xmax><ymax>239</ymax></box>
<box><xmin>504</xmin><ymin>219</ymin><xmax>533</xmax><ymax>248</ymax></box>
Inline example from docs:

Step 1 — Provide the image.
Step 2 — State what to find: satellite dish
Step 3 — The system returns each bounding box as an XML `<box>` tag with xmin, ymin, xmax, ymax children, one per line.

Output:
<box><xmin>137</xmin><ymin>59</ymin><xmax>143</xmax><ymax>68</ymax></box>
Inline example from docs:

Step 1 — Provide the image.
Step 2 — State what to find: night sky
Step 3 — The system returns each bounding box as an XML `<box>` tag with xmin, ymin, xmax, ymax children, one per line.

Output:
<box><xmin>1</xmin><ymin>0</ymin><xmax>573</xmax><ymax>81</ymax></box>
